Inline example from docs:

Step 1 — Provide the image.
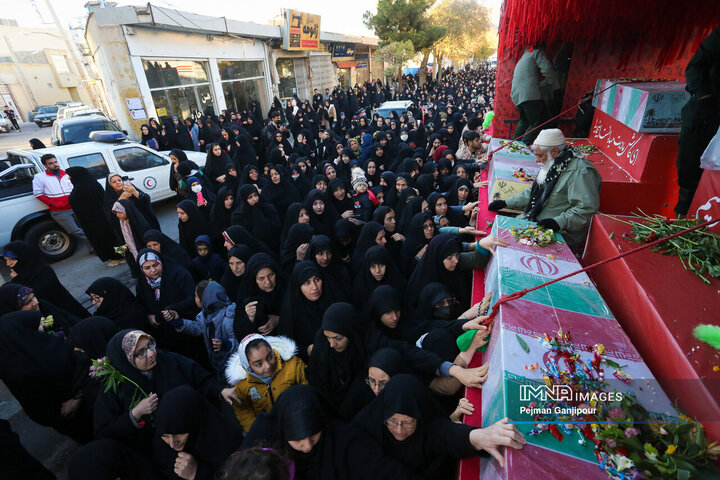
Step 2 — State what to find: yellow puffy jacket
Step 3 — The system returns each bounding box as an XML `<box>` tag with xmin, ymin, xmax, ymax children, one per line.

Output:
<box><xmin>226</xmin><ymin>336</ymin><xmax>307</xmax><ymax>432</ymax></box>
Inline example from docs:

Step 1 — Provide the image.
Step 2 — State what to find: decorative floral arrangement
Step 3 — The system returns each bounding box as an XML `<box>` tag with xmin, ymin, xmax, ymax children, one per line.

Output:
<box><xmin>499</xmin><ymin>140</ymin><xmax>531</xmax><ymax>154</ymax></box>
<box><xmin>566</xmin><ymin>140</ymin><xmax>601</xmax><ymax>156</ymax></box>
<box><xmin>511</xmin><ymin>168</ymin><xmax>536</xmax><ymax>182</ymax></box>
<box><xmin>39</xmin><ymin>315</ymin><xmax>54</xmax><ymax>333</ymax></box>
<box><xmin>89</xmin><ymin>356</ymin><xmax>148</xmax><ymax>409</ymax></box>
<box><xmin>510</xmin><ymin>225</ymin><xmax>556</xmax><ymax>247</ymax></box>
<box><xmin>114</xmin><ymin>245</ymin><xmax>128</xmax><ymax>255</ymax></box>
<box><xmin>521</xmin><ymin>330</ymin><xmax>719</xmax><ymax>479</ymax></box>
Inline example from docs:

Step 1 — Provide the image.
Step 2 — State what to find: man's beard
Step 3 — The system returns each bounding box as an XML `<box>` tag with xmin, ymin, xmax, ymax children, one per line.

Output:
<box><xmin>536</xmin><ymin>152</ymin><xmax>556</xmax><ymax>185</ymax></box>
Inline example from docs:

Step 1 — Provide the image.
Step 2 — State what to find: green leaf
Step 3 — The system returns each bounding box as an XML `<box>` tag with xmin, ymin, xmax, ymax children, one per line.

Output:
<box><xmin>515</xmin><ymin>334</ymin><xmax>530</xmax><ymax>353</ymax></box>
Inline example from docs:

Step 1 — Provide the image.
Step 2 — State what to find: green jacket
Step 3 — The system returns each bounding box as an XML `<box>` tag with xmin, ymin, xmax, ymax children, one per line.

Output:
<box><xmin>510</xmin><ymin>48</ymin><xmax>560</xmax><ymax>106</ymax></box>
<box><xmin>505</xmin><ymin>149</ymin><xmax>602</xmax><ymax>249</ymax></box>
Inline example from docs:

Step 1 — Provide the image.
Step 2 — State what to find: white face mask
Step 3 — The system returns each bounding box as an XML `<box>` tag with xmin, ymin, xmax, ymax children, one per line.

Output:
<box><xmin>400</xmin><ymin>134</ymin><xmax>408</xmax><ymax>142</ymax></box>
<box><xmin>191</xmin><ymin>184</ymin><xmax>202</xmax><ymax>193</ymax></box>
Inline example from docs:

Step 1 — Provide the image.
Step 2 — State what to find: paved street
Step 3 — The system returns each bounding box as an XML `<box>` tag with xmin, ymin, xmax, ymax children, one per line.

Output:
<box><xmin>1</xmin><ymin>126</ymin><xmax>180</xmax><ymax>478</ymax></box>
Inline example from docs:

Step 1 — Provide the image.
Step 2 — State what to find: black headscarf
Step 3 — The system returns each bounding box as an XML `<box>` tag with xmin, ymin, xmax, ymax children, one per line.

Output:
<box><xmin>304</xmin><ymin>234</ymin><xmax>352</xmax><ymax>296</ymax></box>
<box><xmin>279</xmin><ymin>261</ymin><xmax>339</xmax><ymax>360</ymax></box>
<box><xmin>352</xmin><ymin>246</ymin><xmax>405</xmax><ymax>307</ymax></box>
<box><xmin>68</xmin><ymin>316</ymin><xmax>120</xmax><ymax>359</ymax></box>
<box><xmin>333</xmin><ymin>218</ymin><xmax>359</xmax><ymax>266</ymax></box>
<box><xmin>69</xmin><ymin>439</ymin><xmax>162</xmax><ymax>480</ymax></box>
<box><xmin>204</xmin><ymin>142</ymin><xmax>233</xmax><ymax>191</ymax></box>
<box><xmin>153</xmin><ymin>385</ymin><xmax>243</xmax><ymax>478</ymax></box>
<box><xmin>262</xmin><ymin>164</ymin><xmax>302</xmax><ymax>224</ymax></box>
<box><xmin>0</xmin><ymin>311</ymin><xmax>91</xmax><ymax>441</ymax></box>
<box><xmin>222</xmin><ymin>225</ymin><xmax>272</xmax><ymax>255</ymax></box>
<box><xmin>232</xmin><ymin>184</ymin><xmax>282</xmax><ymax>252</ymax></box>
<box><xmin>280</xmin><ymin>223</ymin><xmax>315</xmax><ymax>276</ymax></box>
<box><xmin>305</xmin><ymin>189</ymin><xmax>339</xmax><ymax>239</ymax></box>
<box><xmin>351</xmin><ymin>221</ymin><xmax>385</xmax><ymax>274</ymax></box>
<box><xmin>219</xmin><ymin>245</ymin><xmax>252</xmax><ymax>303</ymax></box>
<box><xmin>234</xmin><ymin>253</ymin><xmax>287</xmax><ymax>339</ymax></box>
<box><xmin>85</xmin><ymin>277</ymin><xmax>149</xmax><ymax>330</ymax></box>
<box><xmin>281</xmin><ymin>202</ymin><xmax>308</xmax><ymax>246</ymax></box>
<box><xmin>67</xmin><ymin>166</ymin><xmax>119</xmax><ymax>261</ymax></box>
<box><xmin>210</xmin><ymin>186</ymin><xmax>234</xmax><ymax>239</ymax></box>
<box><xmin>233</xmin><ymin>133</ymin><xmax>257</xmax><ymax>170</ymax></box>
<box><xmin>3</xmin><ymin>241</ymin><xmax>89</xmax><ymax>318</ymax></box>
<box><xmin>176</xmin><ymin>199</ymin><xmax>210</xmax><ymax>257</ymax></box>
<box><xmin>103</xmin><ymin>174</ymin><xmax>160</xmax><ymax>231</ymax></box>
<box><xmin>399</xmin><ymin>196</ymin><xmax>425</xmax><ymax>235</ymax></box>
<box><xmin>406</xmin><ymin>234</ymin><xmax>467</xmax><ymax>309</ymax></box>
<box><xmin>427</xmin><ymin>192</ymin><xmax>466</xmax><ymax>227</ymax></box>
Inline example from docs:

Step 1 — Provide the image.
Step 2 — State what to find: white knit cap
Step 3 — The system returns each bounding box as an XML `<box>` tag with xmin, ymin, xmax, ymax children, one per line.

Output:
<box><xmin>532</xmin><ymin>128</ymin><xmax>566</xmax><ymax>148</ymax></box>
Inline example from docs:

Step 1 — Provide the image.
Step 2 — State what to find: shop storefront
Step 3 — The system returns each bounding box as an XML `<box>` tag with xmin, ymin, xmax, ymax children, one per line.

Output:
<box><xmin>218</xmin><ymin>60</ymin><xmax>267</xmax><ymax>114</ymax></box>
<box><xmin>142</xmin><ymin>59</ymin><xmax>215</xmax><ymax>121</ymax></box>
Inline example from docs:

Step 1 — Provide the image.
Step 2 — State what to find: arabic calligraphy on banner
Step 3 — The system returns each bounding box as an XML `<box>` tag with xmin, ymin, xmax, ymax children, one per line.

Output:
<box><xmin>283</xmin><ymin>9</ymin><xmax>321</xmax><ymax>51</ymax></box>
<box><xmin>590</xmin><ymin>116</ymin><xmax>643</xmax><ymax>166</ymax></box>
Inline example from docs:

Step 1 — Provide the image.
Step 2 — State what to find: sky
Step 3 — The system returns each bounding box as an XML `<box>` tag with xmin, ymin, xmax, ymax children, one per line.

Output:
<box><xmin>5</xmin><ymin>0</ymin><xmax>501</xmax><ymax>36</ymax></box>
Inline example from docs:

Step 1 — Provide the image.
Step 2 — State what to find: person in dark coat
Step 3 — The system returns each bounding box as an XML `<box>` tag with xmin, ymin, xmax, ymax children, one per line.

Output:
<box><xmin>209</xmin><ymin>186</ymin><xmax>234</xmax><ymax>241</ymax></box>
<box><xmin>351</xmin><ymin>222</ymin><xmax>386</xmax><ymax>274</ymax></box>
<box><xmin>0</xmin><ymin>311</ymin><xmax>93</xmax><ymax>444</ymax></box>
<box><xmin>280</xmin><ymin>202</ymin><xmax>311</xmax><ymax>247</ymax></box>
<box><xmin>177</xmin><ymin>199</ymin><xmax>210</xmax><ymax>258</ymax></box>
<box><xmin>191</xmin><ymin>235</ymin><xmax>226</xmax><ymax>281</ymax></box>
<box><xmin>142</xmin><ymin>229</ymin><xmax>199</xmax><ymax>281</ymax></box>
<box><xmin>262</xmin><ymin>164</ymin><xmax>302</xmax><ymax>225</ymax></box>
<box><xmin>221</xmin><ymin>225</ymin><xmax>272</xmax><ymax>255</ymax></box>
<box><xmin>305</xmin><ymin>189</ymin><xmax>340</xmax><ymax>239</ymax></box>
<box><xmin>204</xmin><ymin>143</ymin><xmax>233</xmax><ymax>192</ymax></box>
<box><xmin>133</xmin><ymin>248</ymin><xmax>203</xmax><ymax>364</ymax></box>
<box><xmin>353</xmin><ymin>375</ymin><xmax>526</xmax><ymax>479</ymax></box>
<box><xmin>0</xmin><ymin>283</ymin><xmax>80</xmax><ymax>336</ymax></box>
<box><xmin>103</xmin><ymin>173</ymin><xmax>160</xmax><ymax>231</ymax></box>
<box><xmin>152</xmin><ymin>385</ymin><xmax>243</xmax><ymax>479</ymax></box>
<box><xmin>278</xmin><ymin>261</ymin><xmax>343</xmax><ymax>362</ymax></box>
<box><xmin>279</xmin><ymin>223</ymin><xmax>314</xmax><ymax>276</ymax></box>
<box><xmin>93</xmin><ymin>329</ymin><xmax>233</xmax><ymax>452</ymax></box>
<box><xmin>110</xmin><ymin>198</ymin><xmax>155</xmax><ymax>276</ymax></box>
<box><xmin>66</xmin><ymin>166</ymin><xmax>121</xmax><ymax>263</ymax></box>
<box><xmin>85</xmin><ymin>277</ymin><xmax>150</xmax><ymax>331</ymax></box>
<box><xmin>2</xmin><ymin>240</ymin><xmax>89</xmax><ymax>318</ymax></box>
<box><xmin>232</xmin><ymin>184</ymin><xmax>282</xmax><ymax>253</ymax></box>
<box><xmin>242</xmin><ymin>385</ymin><xmax>418</xmax><ymax>480</ymax></box>
<box><xmin>68</xmin><ymin>316</ymin><xmax>120</xmax><ymax>360</ymax></box>
<box><xmin>233</xmin><ymin>133</ymin><xmax>258</xmax><ymax>171</ymax></box>
<box><xmin>351</xmin><ymin>245</ymin><xmax>405</xmax><ymax>308</ymax></box>
<box><xmin>69</xmin><ymin>438</ymin><xmax>163</xmax><ymax>480</ymax></box>
<box><xmin>233</xmin><ymin>253</ymin><xmax>287</xmax><ymax>341</ymax></box>
<box><xmin>219</xmin><ymin>244</ymin><xmax>252</xmax><ymax>304</ymax></box>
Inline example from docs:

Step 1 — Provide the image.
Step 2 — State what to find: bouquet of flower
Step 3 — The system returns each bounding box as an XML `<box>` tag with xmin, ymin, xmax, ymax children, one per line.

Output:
<box><xmin>39</xmin><ymin>315</ymin><xmax>54</xmax><ymax>333</ymax></box>
<box><xmin>499</xmin><ymin>140</ymin><xmax>531</xmax><ymax>154</ymax></box>
<box><xmin>511</xmin><ymin>168</ymin><xmax>536</xmax><ymax>182</ymax></box>
<box><xmin>114</xmin><ymin>245</ymin><xmax>128</xmax><ymax>255</ymax></box>
<box><xmin>90</xmin><ymin>356</ymin><xmax>148</xmax><ymax>409</ymax></box>
<box><xmin>510</xmin><ymin>225</ymin><xmax>556</xmax><ymax>247</ymax></box>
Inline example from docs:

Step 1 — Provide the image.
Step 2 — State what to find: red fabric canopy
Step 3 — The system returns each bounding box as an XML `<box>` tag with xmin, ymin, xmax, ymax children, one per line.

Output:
<box><xmin>499</xmin><ymin>0</ymin><xmax>720</xmax><ymax>68</ymax></box>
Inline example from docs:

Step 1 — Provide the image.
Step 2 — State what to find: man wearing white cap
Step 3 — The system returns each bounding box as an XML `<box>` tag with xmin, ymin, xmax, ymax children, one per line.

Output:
<box><xmin>487</xmin><ymin>128</ymin><xmax>602</xmax><ymax>250</ymax></box>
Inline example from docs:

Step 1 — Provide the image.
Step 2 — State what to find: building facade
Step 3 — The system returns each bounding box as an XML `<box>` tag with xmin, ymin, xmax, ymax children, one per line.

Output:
<box><xmin>0</xmin><ymin>20</ymin><xmax>94</xmax><ymax>121</ymax></box>
<box><xmin>84</xmin><ymin>4</ymin><xmax>382</xmax><ymax>140</ymax></box>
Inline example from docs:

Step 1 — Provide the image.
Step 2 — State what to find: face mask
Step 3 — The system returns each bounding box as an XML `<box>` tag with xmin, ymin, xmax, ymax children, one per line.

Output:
<box><xmin>292</xmin><ymin>172</ymin><xmax>300</xmax><ymax>180</ymax></box>
<box><xmin>191</xmin><ymin>184</ymin><xmax>202</xmax><ymax>193</ymax></box>
<box><xmin>433</xmin><ymin>305</ymin><xmax>452</xmax><ymax>320</ymax></box>
<box><xmin>400</xmin><ymin>134</ymin><xmax>408</xmax><ymax>142</ymax></box>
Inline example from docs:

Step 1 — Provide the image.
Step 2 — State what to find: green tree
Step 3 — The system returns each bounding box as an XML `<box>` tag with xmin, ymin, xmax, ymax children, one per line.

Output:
<box><xmin>429</xmin><ymin>0</ymin><xmax>494</xmax><ymax>77</ymax></box>
<box><xmin>376</xmin><ymin>40</ymin><xmax>416</xmax><ymax>88</ymax></box>
<box><xmin>364</xmin><ymin>0</ymin><xmax>445</xmax><ymax>87</ymax></box>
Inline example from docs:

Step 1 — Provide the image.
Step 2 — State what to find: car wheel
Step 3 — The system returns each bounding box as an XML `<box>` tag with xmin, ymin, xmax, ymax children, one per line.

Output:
<box><xmin>35</xmin><ymin>122</ymin><xmax>43</xmax><ymax>127</ymax></box>
<box><xmin>24</xmin><ymin>220</ymin><xmax>77</xmax><ymax>262</ymax></box>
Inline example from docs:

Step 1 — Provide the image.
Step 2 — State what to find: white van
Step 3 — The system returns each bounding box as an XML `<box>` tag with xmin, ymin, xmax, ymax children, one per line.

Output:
<box><xmin>0</xmin><ymin>132</ymin><xmax>206</xmax><ymax>261</ymax></box>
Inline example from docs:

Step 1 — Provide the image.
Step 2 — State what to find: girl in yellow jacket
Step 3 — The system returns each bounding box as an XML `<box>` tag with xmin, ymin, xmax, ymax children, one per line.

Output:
<box><xmin>225</xmin><ymin>333</ymin><xmax>307</xmax><ymax>432</ymax></box>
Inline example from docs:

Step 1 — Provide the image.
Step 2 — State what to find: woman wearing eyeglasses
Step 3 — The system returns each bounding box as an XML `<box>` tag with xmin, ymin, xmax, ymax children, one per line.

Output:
<box><xmin>353</xmin><ymin>375</ymin><xmax>526</xmax><ymax>479</ymax></box>
<box><xmin>94</xmin><ymin>329</ymin><xmax>237</xmax><ymax>453</ymax></box>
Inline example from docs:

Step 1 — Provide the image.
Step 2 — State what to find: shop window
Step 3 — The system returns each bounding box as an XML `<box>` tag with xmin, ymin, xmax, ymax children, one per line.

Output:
<box><xmin>276</xmin><ymin>58</ymin><xmax>297</xmax><ymax>99</ymax></box>
<box><xmin>143</xmin><ymin>59</ymin><xmax>215</xmax><ymax>121</ymax></box>
<box><xmin>142</xmin><ymin>60</ymin><xmax>210</xmax><ymax>89</ymax></box>
<box><xmin>218</xmin><ymin>60</ymin><xmax>267</xmax><ymax>113</ymax></box>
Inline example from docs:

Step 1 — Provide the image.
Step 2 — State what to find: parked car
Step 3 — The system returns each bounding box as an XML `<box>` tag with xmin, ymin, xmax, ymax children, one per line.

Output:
<box><xmin>31</xmin><ymin>105</ymin><xmax>59</xmax><ymax>127</ymax></box>
<box><xmin>0</xmin><ymin>133</ymin><xmax>206</xmax><ymax>261</ymax></box>
<box><xmin>51</xmin><ymin>115</ymin><xmax>124</xmax><ymax>146</ymax></box>
<box><xmin>373</xmin><ymin>100</ymin><xmax>414</xmax><ymax>119</ymax></box>
<box><xmin>0</xmin><ymin>117</ymin><xmax>11</xmax><ymax>133</ymax></box>
<box><xmin>56</xmin><ymin>104</ymin><xmax>93</xmax><ymax>121</ymax></box>
<box><xmin>69</xmin><ymin>108</ymin><xmax>106</xmax><ymax>118</ymax></box>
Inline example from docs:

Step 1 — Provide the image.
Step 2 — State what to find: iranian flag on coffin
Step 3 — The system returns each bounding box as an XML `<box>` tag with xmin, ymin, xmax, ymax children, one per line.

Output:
<box><xmin>478</xmin><ymin>216</ymin><xmax>677</xmax><ymax>478</ymax></box>
<box><xmin>488</xmin><ymin>147</ymin><xmax>540</xmax><ymax>203</ymax></box>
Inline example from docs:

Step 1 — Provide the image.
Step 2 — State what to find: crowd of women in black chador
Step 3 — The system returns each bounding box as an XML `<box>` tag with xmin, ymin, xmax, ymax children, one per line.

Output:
<box><xmin>1</xmin><ymin>66</ymin><xmax>529</xmax><ymax>480</ymax></box>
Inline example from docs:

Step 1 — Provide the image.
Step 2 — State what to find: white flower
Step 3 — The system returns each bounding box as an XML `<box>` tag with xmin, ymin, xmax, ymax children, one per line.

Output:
<box><xmin>611</xmin><ymin>454</ymin><xmax>634</xmax><ymax>472</ymax></box>
<box><xmin>644</xmin><ymin>451</ymin><xmax>658</xmax><ymax>462</ymax></box>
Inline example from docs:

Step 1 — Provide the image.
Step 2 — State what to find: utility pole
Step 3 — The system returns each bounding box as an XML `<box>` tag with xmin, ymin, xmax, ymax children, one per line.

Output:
<box><xmin>41</xmin><ymin>0</ymin><xmax>105</xmax><ymax>111</ymax></box>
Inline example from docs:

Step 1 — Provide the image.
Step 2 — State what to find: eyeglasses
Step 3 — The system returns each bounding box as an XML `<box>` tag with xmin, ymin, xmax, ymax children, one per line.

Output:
<box><xmin>423</xmin><ymin>223</ymin><xmax>435</xmax><ymax>230</ymax></box>
<box><xmin>384</xmin><ymin>418</ymin><xmax>417</xmax><ymax>431</ymax></box>
<box><xmin>134</xmin><ymin>340</ymin><xmax>156</xmax><ymax>359</ymax></box>
<box><xmin>365</xmin><ymin>378</ymin><xmax>388</xmax><ymax>390</ymax></box>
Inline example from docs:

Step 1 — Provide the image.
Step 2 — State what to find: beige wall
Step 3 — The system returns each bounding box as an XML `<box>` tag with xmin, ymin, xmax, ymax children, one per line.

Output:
<box><xmin>0</xmin><ymin>25</ymin><xmax>93</xmax><ymax>118</ymax></box>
